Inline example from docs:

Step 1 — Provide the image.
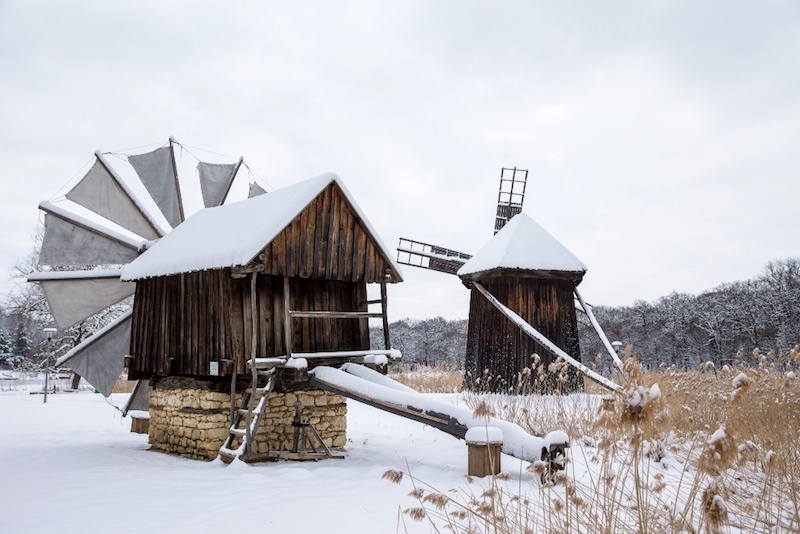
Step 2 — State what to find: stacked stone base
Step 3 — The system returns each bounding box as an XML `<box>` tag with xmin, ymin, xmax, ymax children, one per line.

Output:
<box><xmin>148</xmin><ymin>378</ymin><xmax>347</xmax><ymax>461</ymax></box>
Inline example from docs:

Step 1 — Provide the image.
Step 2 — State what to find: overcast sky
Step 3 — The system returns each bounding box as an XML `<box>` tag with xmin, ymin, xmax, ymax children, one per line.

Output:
<box><xmin>1</xmin><ymin>1</ymin><xmax>798</xmax><ymax>321</ymax></box>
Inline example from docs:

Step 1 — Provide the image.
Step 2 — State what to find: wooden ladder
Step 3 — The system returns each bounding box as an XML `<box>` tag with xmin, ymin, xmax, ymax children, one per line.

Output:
<box><xmin>218</xmin><ymin>363</ymin><xmax>282</xmax><ymax>462</ymax></box>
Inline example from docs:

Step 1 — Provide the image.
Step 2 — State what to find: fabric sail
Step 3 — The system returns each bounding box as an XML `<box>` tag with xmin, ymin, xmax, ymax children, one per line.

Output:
<box><xmin>128</xmin><ymin>146</ymin><xmax>183</xmax><ymax>229</ymax></box>
<box><xmin>34</xmin><ymin>273</ymin><xmax>135</xmax><ymax>330</ymax></box>
<box><xmin>39</xmin><ymin>213</ymin><xmax>141</xmax><ymax>267</ymax></box>
<box><xmin>248</xmin><ymin>182</ymin><xmax>268</xmax><ymax>198</ymax></box>
<box><xmin>55</xmin><ymin>311</ymin><xmax>132</xmax><ymax>397</ymax></box>
<box><xmin>122</xmin><ymin>380</ymin><xmax>150</xmax><ymax>415</ymax></box>
<box><xmin>66</xmin><ymin>158</ymin><xmax>160</xmax><ymax>240</ymax></box>
<box><xmin>198</xmin><ymin>160</ymin><xmax>240</xmax><ymax>208</ymax></box>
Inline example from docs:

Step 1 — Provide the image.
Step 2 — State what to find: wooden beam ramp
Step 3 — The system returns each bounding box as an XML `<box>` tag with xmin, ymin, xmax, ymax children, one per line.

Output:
<box><xmin>309</xmin><ymin>363</ymin><xmax>548</xmax><ymax>463</ymax></box>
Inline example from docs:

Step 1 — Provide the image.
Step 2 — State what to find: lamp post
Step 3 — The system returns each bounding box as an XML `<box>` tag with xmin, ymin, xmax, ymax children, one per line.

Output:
<box><xmin>43</xmin><ymin>327</ymin><xmax>57</xmax><ymax>404</ymax></box>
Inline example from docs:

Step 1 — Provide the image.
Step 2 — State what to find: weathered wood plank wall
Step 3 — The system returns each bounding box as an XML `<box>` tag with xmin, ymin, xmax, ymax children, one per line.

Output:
<box><xmin>129</xmin><ymin>272</ymin><xmax>369</xmax><ymax>380</ymax></box>
<box><xmin>260</xmin><ymin>183</ymin><xmax>397</xmax><ymax>283</ymax></box>
<box><xmin>463</xmin><ymin>276</ymin><xmax>582</xmax><ymax>392</ymax></box>
<box><xmin>128</xmin><ymin>182</ymin><xmax>397</xmax><ymax>380</ymax></box>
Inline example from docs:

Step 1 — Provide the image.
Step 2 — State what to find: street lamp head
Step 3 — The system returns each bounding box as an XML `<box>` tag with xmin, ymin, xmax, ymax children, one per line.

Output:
<box><xmin>43</xmin><ymin>327</ymin><xmax>57</xmax><ymax>340</ymax></box>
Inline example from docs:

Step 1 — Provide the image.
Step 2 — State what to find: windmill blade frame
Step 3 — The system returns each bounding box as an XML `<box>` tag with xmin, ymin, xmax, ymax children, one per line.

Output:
<box><xmin>494</xmin><ymin>167</ymin><xmax>528</xmax><ymax>234</ymax></box>
<box><xmin>396</xmin><ymin>237</ymin><xmax>472</xmax><ymax>275</ymax></box>
<box><xmin>32</xmin><ymin>138</ymin><xmax>256</xmax><ymax>398</ymax></box>
<box><xmin>38</xmin><ymin>201</ymin><xmax>148</xmax><ymax>267</ymax></box>
<box><xmin>55</xmin><ymin>309</ymin><xmax>133</xmax><ymax>397</ymax></box>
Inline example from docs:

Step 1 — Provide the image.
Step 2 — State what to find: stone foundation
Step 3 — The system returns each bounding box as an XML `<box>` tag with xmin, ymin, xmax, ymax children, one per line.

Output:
<box><xmin>148</xmin><ymin>378</ymin><xmax>347</xmax><ymax>460</ymax></box>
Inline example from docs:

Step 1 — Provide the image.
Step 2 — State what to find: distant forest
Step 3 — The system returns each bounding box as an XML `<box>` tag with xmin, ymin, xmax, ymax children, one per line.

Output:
<box><xmin>373</xmin><ymin>258</ymin><xmax>800</xmax><ymax>371</ymax></box>
<box><xmin>2</xmin><ymin>257</ymin><xmax>798</xmax><ymax>371</ymax></box>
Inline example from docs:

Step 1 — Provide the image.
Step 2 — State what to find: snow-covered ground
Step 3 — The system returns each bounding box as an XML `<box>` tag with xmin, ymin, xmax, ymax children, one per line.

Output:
<box><xmin>3</xmin><ymin>373</ymin><xmax>793</xmax><ymax>533</ymax></box>
<box><xmin>0</xmin><ymin>381</ymin><xmax>522</xmax><ymax>534</ymax></box>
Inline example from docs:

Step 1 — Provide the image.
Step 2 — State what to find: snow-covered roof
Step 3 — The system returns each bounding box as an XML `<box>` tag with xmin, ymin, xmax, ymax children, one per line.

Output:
<box><xmin>457</xmin><ymin>213</ymin><xmax>586</xmax><ymax>278</ymax></box>
<box><xmin>122</xmin><ymin>173</ymin><xmax>402</xmax><ymax>281</ymax></box>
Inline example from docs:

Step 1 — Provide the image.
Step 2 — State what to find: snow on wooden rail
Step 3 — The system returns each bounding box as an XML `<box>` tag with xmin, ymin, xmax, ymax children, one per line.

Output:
<box><xmin>310</xmin><ymin>364</ymin><xmax>546</xmax><ymax>463</ymax></box>
<box><xmin>249</xmin><ymin>350</ymin><xmax>401</xmax><ymax>369</ymax></box>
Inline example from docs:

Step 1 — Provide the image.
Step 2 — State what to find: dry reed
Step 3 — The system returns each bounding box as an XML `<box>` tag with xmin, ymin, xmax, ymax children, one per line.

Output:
<box><xmin>388</xmin><ymin>345</ymin><xmax>800</xmax><ymax>533</ymax></box>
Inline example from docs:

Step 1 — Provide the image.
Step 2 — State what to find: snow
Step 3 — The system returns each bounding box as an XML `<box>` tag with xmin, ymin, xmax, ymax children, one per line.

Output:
<box><xmin>732</xmin><ymin>372</ymin><xmax>752</xmax><ymax>388</ymax></box>
<box><xmin>543</xmin><ymin>430</ymin><xmax>570</xmax><ymax>449</ymax></box>
<box><xmin>457</xmin><ymin>213</ymin><xmax>587</xmax><ymax>277</ymax></box>
<box><xmin>465</xmin><ymin>426</ymin><xmax>503</xmax><ymax>444</ymax></box>
<box><xmin>363</xmin><ymin>354</ymin><xmax>388</xmax><ymax>366</ymax></box>
<box><xmin>0</xmin><ymin>377</ymin><xmax>790</xmax><ymax>533</ymax></box>
<box><xmin>121</xmin><ymin>173</ymin><xmax>403</xmax><ymax>281</ymax></box>
<box><xmin>285</xmin><ymin>357</ymin><xmax>308</xmax><ymax>369</ymax></box>
<box><xmin>625</xmin><ymin>382</ymin><xmax>661</xmax><ymax>409</ymax></box>
<box><xmin>39</xmin><ymin>200</ymin><xmax>148</xmax><ymax>251</ymax></box>
<box><xmin>312</xmin><ymin>365</ymin><xmax>546</xmax><ymax>461</ymax></box>
<box><xmin>709</xmin><ymin>425</ymin><xmax>726</xmax><ymax>444</ymax></box>
<box><xmin>0</xmin><ymin>387</ymin><xmax>531</xmax><ymax>534</ymax></box>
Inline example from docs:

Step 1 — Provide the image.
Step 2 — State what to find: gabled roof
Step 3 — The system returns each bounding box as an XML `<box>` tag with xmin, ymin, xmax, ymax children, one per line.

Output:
<box><xmin>122</xmin><ymin>173</ymin><xmax>403</xmax><ymax>281</ymax></box>
<box><xmin>457</xmin><ymin>213</ymin><xmax>586</xmax><ymax>279</ymax></box>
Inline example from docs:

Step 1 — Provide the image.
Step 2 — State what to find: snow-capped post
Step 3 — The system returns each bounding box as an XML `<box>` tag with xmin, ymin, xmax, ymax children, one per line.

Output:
<box><xmin>465</xmin><ymin>426</ymin><xmax>503</xmax><ymax>477</ymax></box>
<box><xmin>42</xmin><ymin>327</ymin><xmax>57</xmax><ymax>403</ymax></box>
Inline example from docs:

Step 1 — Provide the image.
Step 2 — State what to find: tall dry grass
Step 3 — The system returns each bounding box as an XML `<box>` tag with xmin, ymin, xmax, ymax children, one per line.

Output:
<box><xmin>390</xmin><ymin>363</ymin><xmax>463</xmax><ymax>393</ymax></box>
<box><xmin>387</xmin><ymin>345</ymin><xmax>800</xmax><ymax>533</ymax></box>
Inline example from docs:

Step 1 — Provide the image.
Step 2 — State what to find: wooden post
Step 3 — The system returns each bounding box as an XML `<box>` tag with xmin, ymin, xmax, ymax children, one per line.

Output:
<box><xmin>465</xmin><ymin>427</ymin><xmax>503</xmax><ymax>477</ymax></box>
<box><xmin>283</xmin><ymin>276</ymin><xmax>293</xmax><ymax>359</ymax></box>
<box><xmin>380</xmin><ymin>281</ymin><xmax>391</xmax><ymax>350</ymax></box>
<box><xmin>168</xmin><ymin>136</ymin><xmax>186</xmax><ymax>223</ymax></box>
<box><xmin>245</xmin><ymin>271</ymin><xmax>258</xmax><ymax>456</ymax></box>
<box><xmin>130</xmin><ymin>414</ymin><xmax>150</xmax><ymax>434</ymax></box>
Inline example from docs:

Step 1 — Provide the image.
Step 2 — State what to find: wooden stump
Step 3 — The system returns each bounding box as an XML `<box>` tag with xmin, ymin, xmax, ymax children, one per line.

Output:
<box><xmin>130</xmin><ymin>415</ymin><xmax>150</xmax><ymax>434</ymax></box>
<box><xmin>466</xmin><ymin>427</ymin><xmax>503</xmax><ymax>477</ymax></box>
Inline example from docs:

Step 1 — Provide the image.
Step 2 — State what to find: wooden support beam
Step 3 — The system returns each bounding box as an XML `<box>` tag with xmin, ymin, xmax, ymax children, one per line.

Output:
<box><xmin>380</xmin><ymin>282</ymin><xmax>391</xmax><ymax>350</ymax></box>
<box><xmin>283</xmin><ymin>276</ymin><xmax>292</xmax><ymax>360</ymax></box>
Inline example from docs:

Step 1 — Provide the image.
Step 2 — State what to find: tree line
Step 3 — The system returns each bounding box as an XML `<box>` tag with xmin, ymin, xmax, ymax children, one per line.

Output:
<box><xmin>374</xmin><ymin>258</ymin><xmax>800</xmax><ymax>371</ymax></box>
<box><xmin>579</xmin><ymin>258</ymin><xmax>800</xmax><ymax>371</ymax></box>
<box><xmin>3</xmin><ymin>252</ymin><xmax>798</xmax><ymax>372</ymax></box>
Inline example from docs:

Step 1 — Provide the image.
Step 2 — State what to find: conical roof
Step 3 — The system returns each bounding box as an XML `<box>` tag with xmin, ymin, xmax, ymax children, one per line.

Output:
<box><xmin>457</xmin><ymin>213</ymin><xmax>586</xmax><ymax>279</ymax></box>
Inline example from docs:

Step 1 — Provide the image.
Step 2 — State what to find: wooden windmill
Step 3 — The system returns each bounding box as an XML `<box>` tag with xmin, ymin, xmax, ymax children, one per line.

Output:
<box><xmin>28</xmin><ymin>138</ymin><xmax>257</xmax><ymax>407</ymax></box>
<box><xmin>398</xmin><ymin>168</ymin><xmax>622</xmax><ymax>393</ymax></box>
<box><xmin>29</xmin><ymin>139</ymin><xmax>404</xmax><ymax>462</ymax></box>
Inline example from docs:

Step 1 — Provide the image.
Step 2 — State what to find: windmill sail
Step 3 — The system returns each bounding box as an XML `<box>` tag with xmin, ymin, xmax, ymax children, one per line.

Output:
<box><xmin>494</xmin><ymin>167</ymin><xmax>528</xmax><ymax>234</ymax></box>
<box><xmin>198</xmin><ymin>157</ymin><xmax>243</xmax><ymax>207</ymax></box>
<box><xmin>397</xmin><ymin>237</ymin><xmax>472</xmax><ymax>275</ymax></box>
<box><xmin>66</xmin><ymin>153</ymin><xmax>164</xmax><ymax>240</ymax></box>
<box><xmin>38</xmin><ymin>203</ymin><xmax>145</xmax><ymax>267</ymax></box>
<box><xmin>28</xmin><ymin>270</ymin><xmax>134</xmax><ymax>330</ymax></box>
<box><xmin>128</xmin><ymin>145</ymin><xmax>184</xmax><ymax>229</ymax></box>
<box><xmin>248</xmin><ymin>181</ymin><xmax>268</xmax><ymax>198</ymax></box>
<box><xmin>122</xmin><ymin>380</ymin><xmax>150</xmax><ymax>415</ymax></box>
<box><xmin>55</xmin><ymin>310</ymin><xmax>132</xmax><ymax>397</ymax></box>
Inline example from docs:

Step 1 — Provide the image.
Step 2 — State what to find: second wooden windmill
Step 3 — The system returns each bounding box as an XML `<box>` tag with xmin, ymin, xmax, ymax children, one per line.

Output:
<box><xmin>398</xmin><ymin>168</ymin><xmax>622</xmax><ymax>393</ymax></box>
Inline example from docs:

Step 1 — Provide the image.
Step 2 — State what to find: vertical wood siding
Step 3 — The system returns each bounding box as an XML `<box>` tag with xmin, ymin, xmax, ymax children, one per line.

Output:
<box><xmin>129</xmin><ymin>271</ymin><xmax>369</xmax><ymax>380</ymax></box>
<box><xmin>260</xmin><ymin>183</ymin><xmax>398</xmax><ymax>283</ymax></box>
<box><xmin>463</xmin><ymin>276</ymin><xmax>582</xmax><ymax>392</ymax></box>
